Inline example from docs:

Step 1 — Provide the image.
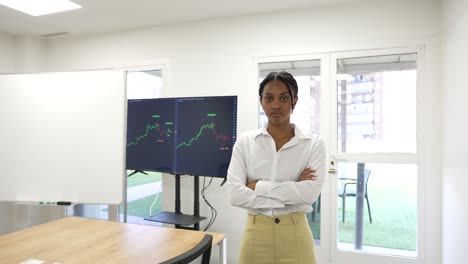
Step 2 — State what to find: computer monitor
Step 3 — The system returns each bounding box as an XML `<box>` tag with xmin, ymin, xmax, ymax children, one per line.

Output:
<box><xmin>126</xmin><ymin>95</ymin><xmax>237</xmax><ymax>178</ymax></box>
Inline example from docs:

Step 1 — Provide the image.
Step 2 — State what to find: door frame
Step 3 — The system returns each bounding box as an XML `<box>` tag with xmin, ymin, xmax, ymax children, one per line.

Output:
<box><xmin>254</xmin><ymin>53</ymin><xmax>332</xmax><ymax>263</ymax></box>
<box><xmin>329</xmin><ymin>46</ymin><xmax>426</xmax><ymax>264</ymax></box>
<box><xmin>254</xmin><ymin>45</ymin><xmax>435</xmax><ymax>264</ymax></box>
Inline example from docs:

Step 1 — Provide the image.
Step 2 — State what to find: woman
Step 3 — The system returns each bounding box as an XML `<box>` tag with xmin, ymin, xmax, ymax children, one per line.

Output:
<box><xmin>227</xmin><ymin>71</ymin><xmax>326</xmax><ymax>264</ymax></box>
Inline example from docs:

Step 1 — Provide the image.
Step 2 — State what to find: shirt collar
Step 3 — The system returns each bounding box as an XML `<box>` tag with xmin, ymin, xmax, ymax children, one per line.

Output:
<box><xmin>254</xmin><ymin>123</ymin><xmax>311</xmax><ymax>140</ymax></box>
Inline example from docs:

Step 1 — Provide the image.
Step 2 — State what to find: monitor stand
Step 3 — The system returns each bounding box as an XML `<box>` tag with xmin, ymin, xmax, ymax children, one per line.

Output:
<box><xmin>145</xmin><ymin>174</ymin><xmax>206</xmax><ymax>230</ymax></box>
<box><xmin>220</xmin><ymin>177</ymin><xmax>227</xmax><ymax>186</ymax></box>
<box><xmin>127</xmin><ymin>170</ymin><xmax>148</xmax><ymax>177</ymax></box>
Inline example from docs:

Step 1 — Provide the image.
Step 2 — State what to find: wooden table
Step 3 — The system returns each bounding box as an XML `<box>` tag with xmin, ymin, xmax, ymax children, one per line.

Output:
<box><xmin>0</xmin><ymin>217</ymin><xmax>226</xmax><ymax>264</ymax></box>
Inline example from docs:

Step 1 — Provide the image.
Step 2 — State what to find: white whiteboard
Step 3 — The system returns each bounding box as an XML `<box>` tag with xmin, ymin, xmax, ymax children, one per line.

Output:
<box><xmin>0</xmin><ymin>71</ymin><xmax>125</xmax><ymax>204</ymax></box>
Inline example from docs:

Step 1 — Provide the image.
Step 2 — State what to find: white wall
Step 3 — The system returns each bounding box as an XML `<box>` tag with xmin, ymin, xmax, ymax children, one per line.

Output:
<box><xmin>13</xmin><ymin>36</ymin><xmax>46</xmax><ymax>73</ymax></box>
<box><xmin>0</xmin><ymin>32</ymin><xmax>16</xmax><ymax>235</ymax></box>
<box><xmin>0</xmin><ymin>33</ymin><xmax>16</xmax><ymax>72</ymax></box>
<box><xmin>10</xmin><ymin>0</ymin><xmax>441</xmax><ymax>263</ymax></box>
<box><xmin>0</xmin><ymin>34</ymin><xmax>46</xmax><ymax>73</ymax></box>
<box><xmin>441</xmin><ymin>1</ymin><xmax>468</xmax><ymax>263</ymax></box>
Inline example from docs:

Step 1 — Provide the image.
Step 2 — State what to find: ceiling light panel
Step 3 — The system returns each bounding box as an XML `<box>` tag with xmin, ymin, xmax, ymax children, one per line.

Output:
<box><xmin>0</xmin><ymin>0</ymin><xmax>81</xmax><ymax>16</ymax></box>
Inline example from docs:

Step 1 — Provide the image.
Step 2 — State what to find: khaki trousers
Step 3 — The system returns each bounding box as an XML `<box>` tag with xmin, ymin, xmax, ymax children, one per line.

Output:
<box><xmin>239</xmin><ymin>212</ymin><xmax>317</xmax><ymax>264</ymax></box>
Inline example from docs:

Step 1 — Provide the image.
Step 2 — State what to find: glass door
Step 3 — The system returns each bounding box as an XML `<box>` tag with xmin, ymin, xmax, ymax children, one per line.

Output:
<box><xmin>123</xmin><ymin>69</ymin><xmax>165</xmax><ymax>224</ymax></box>
<box><xmin>330</xmin><ymin>48</ymin><xmax>421</xmax><ymax>264</ymax></box>
<box><xmin>257</xmin><ymin>54</ymin><xmax>331</xmax><ymax>262</ymax></box>
<box><xmin>256</xmin><ymin>47</ymin><xmax>425</xmax><ymax>264</ymax></box>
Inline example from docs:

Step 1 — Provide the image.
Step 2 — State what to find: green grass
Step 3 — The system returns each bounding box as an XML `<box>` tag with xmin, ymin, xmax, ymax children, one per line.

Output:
<box><xmin>337</xmin><ymin>204</ymin><xmax>416</xmax><ymax>250</ymax></box>
<box><xmin>102</xmin><ymin>171</ymin><xmax>164</xmax><ymax>217</ymax></box>
<box><xmin>308</xmin><ymin>204</ymin><xmax>416</xmax><ymax>251</ymax></box>
<box><xmin>127</xmin><ymin>193</ymin><xmax>163</xmax><ymax>217</ymax></box>
<box><xmin>127</xmin><ymin>171</ymin><xmax>162</xmax><ymax>187</ymax></box>
<box><xmin>308</xmin><ymin>169</ymin><xmax>417</xmax><ymax>251</ymax></box>
<box><xmin>126</xmin><ymin>171</ymin><xmax>163</xmax><ymax>217</ymax></box>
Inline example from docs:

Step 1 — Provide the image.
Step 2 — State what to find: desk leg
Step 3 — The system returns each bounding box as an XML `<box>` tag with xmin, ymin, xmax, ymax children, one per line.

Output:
<box><xmin>219</xmin><ymin>237</ymin><xmax>227</xmax><ymax>264</ymax></box>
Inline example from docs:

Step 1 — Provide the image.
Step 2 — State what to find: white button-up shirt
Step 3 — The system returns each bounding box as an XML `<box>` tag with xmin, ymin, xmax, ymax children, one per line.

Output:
<box><xmin>227</xmin><ymin>124</ymin><xmax>326</xmax><ymax>217</ymax></box>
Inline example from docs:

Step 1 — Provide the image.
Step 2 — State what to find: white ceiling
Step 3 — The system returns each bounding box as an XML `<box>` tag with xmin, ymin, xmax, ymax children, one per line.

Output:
<box><xmin>0</xmin><ymin>0</ymin><xmax>356</xmax><ymax>37</ymax></box>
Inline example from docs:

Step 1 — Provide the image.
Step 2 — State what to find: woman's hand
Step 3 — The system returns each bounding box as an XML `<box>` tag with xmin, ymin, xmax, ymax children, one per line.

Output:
<box><xmin>299</xmin><ymin>167</ymin><xmax>318</xmax><ymax>182</ymax></box>
<box><xmin>246</xmin><ymin>180</ymin><xmax>258</xmax><ymax>190</ymax></box>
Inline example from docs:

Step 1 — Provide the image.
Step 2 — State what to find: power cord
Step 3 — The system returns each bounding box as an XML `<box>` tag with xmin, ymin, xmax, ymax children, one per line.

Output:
<box><xmin>201</xmin><ymin>176</ymin><xmax>217</xmax><ymax>231</ymax></box>
<box><xmin>149</xmin><ymin>180</ymin><xmax>163</xmax><ymax>217</ymax></box>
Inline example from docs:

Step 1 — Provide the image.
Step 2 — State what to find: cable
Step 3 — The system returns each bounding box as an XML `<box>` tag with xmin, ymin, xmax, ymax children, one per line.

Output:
<box><xmin>201</xmin><ymin>176</ymin><xmax>210</xmax><ymax>229</ymax></box>
<box><xmin>201</xmin><ymin>176</ymin><xmax>217</xmax><ymax>231</ymax></box>
<box><xmin>207</xmin><ymin>183</ymin><xmax>217</xmax><ymax>229</ymax></box>
<box><xmin>149</xmin><ymin>180</ymin><xmax>163</xmax><ymax>217</ymax></box>
<box><xmin>207</xmin><ymin>177</ymin><xmax>216</xmax><ymax>229</ymax></box>
<box><xmin>202</xmin><ymin>177</ymin><xmax>216</xmax><ymax>231</ymax></box>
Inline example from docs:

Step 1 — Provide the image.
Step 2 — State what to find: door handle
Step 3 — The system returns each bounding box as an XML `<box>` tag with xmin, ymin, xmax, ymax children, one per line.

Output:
<box><xmin>328</xmin><ymin>168</ymin><xmax>336</xmax><ymax>174</ymax></box>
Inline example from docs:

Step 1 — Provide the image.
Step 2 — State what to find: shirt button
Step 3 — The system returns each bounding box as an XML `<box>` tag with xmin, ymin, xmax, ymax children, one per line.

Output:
<box><xmin>274</xmin><ymin>218</ymin><xmax>280</xmax><ymax>224</ymax></box>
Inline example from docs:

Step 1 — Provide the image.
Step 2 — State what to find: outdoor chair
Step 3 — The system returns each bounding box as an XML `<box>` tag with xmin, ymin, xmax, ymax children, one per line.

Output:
<box><xmin>338</xmin><ymin>169</ymin><xmax>372</xmax><ymax>223</ymax></box>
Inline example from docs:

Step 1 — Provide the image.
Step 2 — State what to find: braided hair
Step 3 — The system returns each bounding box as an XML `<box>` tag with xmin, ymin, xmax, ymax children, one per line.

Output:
<box><xmin>259</xmin><ymin>71</ymin><xmax>298</xmax><ymax>110</ymax></box>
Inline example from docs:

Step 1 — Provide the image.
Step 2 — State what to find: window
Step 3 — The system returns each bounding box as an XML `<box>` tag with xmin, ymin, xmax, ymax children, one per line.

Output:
<box><xmin>126</xmin><ymin>70</ymin><xmax>162</xmax><ymax>99</ymax></box>
<box><xmin>332</xmin><ymin>52</ymin><xmax>418</xmax><ymax>259</ymax></box>
<box><xmin>258</xmin><ymin>59</ymin><xmax>323</xmax><ymax>246</ymax></box>
<box><xmin>123</xmin><ymin>69</ymin><xmax>164</xmax><ymax>225</ymax></box>
<box><xmin>337</xmin><ymin>54</ymin><xmax>417</xmax><ymax>153</ymax></box>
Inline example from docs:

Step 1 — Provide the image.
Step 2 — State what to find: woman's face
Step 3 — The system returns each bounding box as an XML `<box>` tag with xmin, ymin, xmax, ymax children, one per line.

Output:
<box><xmin>260</xmin><ymin>80</ymin><xmax>297</xmax><ymax>126</ymax></box>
